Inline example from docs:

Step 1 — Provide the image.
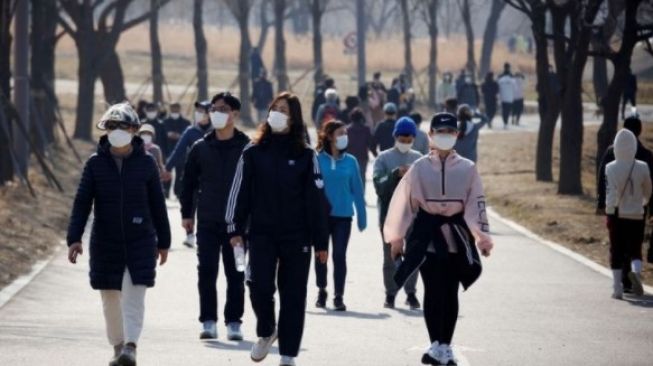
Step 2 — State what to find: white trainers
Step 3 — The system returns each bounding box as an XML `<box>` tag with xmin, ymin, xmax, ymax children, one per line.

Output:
<box><xmin>226</xmin><ymin>322</ymin><xmax>243</xmax><ymax>341</ymax></box>
<box><xmin>440</xmin><ymin>344</ymin><xmax>457</xmax><ymax>365</ymax></box>
<box><xmin>280</xmin><ymin>355</ymin><xmax>296</xmax><ymax>366</ymax></box>
<box><xmin>200</xmin><ymin>320</ymin><xmax>217</xmax><ymax>339</ymax></box>
<box><xmin>183</xmin><ymin>233</ymin><xmax>196</xmax><ymax>248</ymax></box>
<box><xmin>251</xmin><ymin>331</ymin><xmax>278</xmax><ymax>362</ymax></box>
<box><xmin>628</xmin><ymin>272</ymin><xmax>644</xmax><ymax>296</ymax></box>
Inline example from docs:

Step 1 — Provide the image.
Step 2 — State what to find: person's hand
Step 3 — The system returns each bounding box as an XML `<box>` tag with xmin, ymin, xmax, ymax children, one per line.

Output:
<box><xmin>315</xmin><ymin>250</ymin><xmax>328</xmax><ymax>264</ymax></box>
<box><xmin>158</xmin><ymin>249</ymin><xmax>168</xmax><ymax>266</ymax></box>
<box><xmin>477</xmin><ymin>238</ymin><xmax>493</xmax><ymax>257</ymax></box>
<box><xmin>182</xmin><ymin>219</ymin><xmax>194</xmax><ymax>233</ymax></box>
<box><xmin>390</xmin><ymin>240</ymin><xmax>404</xmax><ymax>260</ymax></box>
<box><xmin>358</xmin><ymin>220</ymin><xmax>367</xmax><ymax>232</ymax></box>
<box><xmin>68</xmin><ymin>242</ymin><xmax>83</xmax><ymax>264</ymax></box>
<box><xmin>397</xmin><ymin>166</ymin><xmax>409</xmax><ymax>177</ymax></box>
<box><xmin>230</xmin><ymin>236</ymin><xmax>244</xmax><ymax>248</ymax></box>
<box><xmin>161</xmin><ymin>170</ymin><xmax>172</xmax><ymax>182</ymax></box>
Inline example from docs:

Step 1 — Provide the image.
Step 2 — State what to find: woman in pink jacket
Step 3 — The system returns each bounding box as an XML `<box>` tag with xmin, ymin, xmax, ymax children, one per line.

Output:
<box><xmin>384</xmin><ymin>112</ymin><xmax>493</xmax><ymax>366</ymax></box>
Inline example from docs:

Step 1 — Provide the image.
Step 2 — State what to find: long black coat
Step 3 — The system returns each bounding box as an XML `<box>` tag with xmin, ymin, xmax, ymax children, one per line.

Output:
<box><xmin>67</xmin><ymin>136</ymin><xmax>171</xmax><ymax>290</ymax></box>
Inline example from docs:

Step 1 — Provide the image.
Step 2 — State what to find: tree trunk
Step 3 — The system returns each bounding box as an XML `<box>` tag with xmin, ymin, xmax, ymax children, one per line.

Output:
<box><xmin>427</xmin><ymin>0</ymin><xmax>438</xmax><ymax>109</ymax></box>
<box><xmin>356</xmin><ymin>0</ymin><xmax>366</xmax><ymax>89</ymax></box>
<box><xmin>399</xmin><ymin>0</ymin><xmax>413</xmax><ymax>84</ymax></box>
<box><xmin>194</xmin><ymin>0</ymin><xmax>208</xmax><ymax>101</ymax></box>
<box><xmin>237</xmin><ymin>5</ymin><xmax>254</xmax><ymax>127</ymax></box>
<box><xmin>274</xmin><ymin>0</ymin><xmax>288</xmax><ymax>92</ymax></box>
<box><xmin>257</xmin><ymin>0</ymin><xmax>272</xmax><ymax>52</ymax></box>
<box><xmin>150</xmin><ymin>0</ymin><xmax>164</xmax><ymax>104</ymax></box>
<box><xmin>311</xmin><ymin>0</ymin><xmax>324</xmax><ymax>85</ymax></box>
<box><xmin>460</xmin><ymin>0</ymin><xmax>475</xmax><ymax>77</ymax></box>
<box><xmin>74</xmin><ymin>52</ymin><xmax>97</xmax><ymax>141</ymax></box>
<box><xmin>0</xmin><ymin>1</ymin><xmax>13</xmax><ymax>184</ymax></box>
<box><xmin>478</xmin><ymin>0</ymin><xmax>505</xmax><ymax>79</ymax></box>
<box><xmin>30</xmin><ymin>0</ymin><xmax>58</xmax><ymax>146</ymax></box>
<box><xmin>99</xmin><ymin>49</ymin><xmax>127</xmax><ymax>104</ymax></box>
<box><xmin>13</xmin><ymin>0</ymin><xmax>30</xmax><ymax>178</ymax></box>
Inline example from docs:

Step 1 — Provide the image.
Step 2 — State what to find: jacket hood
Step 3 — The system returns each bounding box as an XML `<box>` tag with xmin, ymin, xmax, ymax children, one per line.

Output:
<box><xmin>613</xmin><ymin>129</ymin><xmax>637</xmax><ymax>162</ymax></box>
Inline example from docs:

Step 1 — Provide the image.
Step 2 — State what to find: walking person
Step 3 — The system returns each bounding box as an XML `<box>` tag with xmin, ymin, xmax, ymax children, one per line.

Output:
<box><xmin>372</xmin><ymin>102</ymin><xmax>399</xmax><ymax>154</ymax></box>
<box><xmin>225</xmin><ymin>92</ymin><xmax>330</xmax><ymax>366</ymax></box>
<box><xmin>144</xmin><ymin>102</ymin><xmax>171</xmax><ymax>196</ymax></box>
<box><xmin>622</xmin><ymin>67</ymin><xmax>637</xmax><ymax>119</ymax></box>
<box><xmin>605</xmin><ymin>128</ymin><xmax>652</xmax><ymax>299</ymax></box>
<box><xmin>346</xmin><ymin>107</ymin><xmax>376</xmax><ymax>190</ymax></box>
<box><xmin>314</xmin><ymin>120</ymin><xmax>367</xmax><ymax>311</ymax></box>
<box><xmin>384</xmin><ymin>112</ymin><xmax>493</xmax><ymax>366</ymax></box>
<box><xmin>66</xmin><ymin>102</ymin><xmax>171</xmax><ymax>366</ymax></box>
<box><xmin>137</xmin><ymin>123</ymin><xmax>168</xmax><ymax>180</ymax></box>
<box><xmin>165</xmin><ymin>100</ymin><xmax>213</xmax><ymax>248</ymax></box>
<box><xmin>181</xmin><ymin>92</ymin><xmax>250</xmax><ymax>341</ymax></box>
<box><xmin>437</xmin><ymin>72</ymin><xmax>457</xmax><ymax>112</ymax></box>
<box><xmin>512</xmin><ymin>72</ymin><xmax>525</xmax><ymax>126</ymax></box>
<box><xmin>498</xmin><ymin>63</ymin><xmax>515</xmax><ymax>130</ymax></box>
<box><xmin>454</xmin><ymin>105</ymin><xmax>488</xmax><ymax>163</ymax></box>
<box><xmin>314</xmin><ymin>88</ymin><xmax>340</xmax><ymax>131</ymax></box>
<box><xmin>252</xmin><ymin>70</ymin><xmax>275</xmax><ymax>124</ymax></box>
<box><xmin>457</xmin><ymin>75</ymin><xmax>479</xmax><ymax>109</ymax></box>
<box><xmin>410</xmin><ymin>112</ymin><xmax>431</xmax><ymax>155</ymax></box>
<box><xmin>373</xmin><ymin>118</ymin><xmax>423</xmax><ymax>310</ymax></box>
<box><xmin>481</xmin><ymin>72</ymin><xmax>498</xmax><ymax>128</ymax></box>
<box><xmin>163</xmin><ymin>102</ymin><xmax>191</xmax><ymax>200</ymax></box>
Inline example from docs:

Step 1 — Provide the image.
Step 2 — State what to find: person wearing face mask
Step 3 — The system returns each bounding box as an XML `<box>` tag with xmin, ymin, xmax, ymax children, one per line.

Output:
<box><xmin>66</xmin><ymin>102</ymin><xmax>171</xmax><ymax>366</ymax></box>
<box><xmin>454</xmin><ymin>105</ymin><xmax>488</xmax><ymax>163</ymax></box>
<box><xmin>410</xmin><ymin>112</ymin><xmax>431</xmax><ymax>155</ymax></box>
<box><xmin>384</xmin><ymin>112</ymin><xmax>493</xmax><ymax>366</ymax></box>
<box><xmin>456</xmin><ymin>74</ymin><xmax>479</xmax><ymax>110</ymax></box>
<box><xmin>165</xmin><ymin>100</ymin><xmax>212</xmax><ymax>248</ymax></box>
<box><xmin>498</xmin><ymin>63</ymin><xmax>515</xmax><ymax>130</ymax></box>
<box><xmin>372</xmin><ymin>117</ymin><xmax>422</xmax><ymax>310</ymax></box>
<box><xmin>313</xmin><ymin>120</ymin><xmax>367</xmax><ymax>311</ymax></box>
<box><xmin>144</xmin><ymin>103</ymin><xmax>171</xmax><ymax>197</ymax></box>
<box><xmin>163</xmin><ymin>103</ymin><xmax>191</xmax><ymax>199</ymax></box>
<box><xmin>225</xmin><ymin>92</ymin><xmax>330</xmax><ymax>366</ymax></box>
<box><xmin>180</xmin><ymin>92</ymin><xmax>250</xmax><ymax>341</ymax></box>
<box><xmin>346</xmin><ymin>108</ymin><xmax>376</xmax><ymax>191</ymax></box>
<box><xmin>137</xmin><ymin>124</ymin><xmax>168</xmax><ymax>180</ymax></box>
<box><xmin>437</xmin><ymin>73</ymin><xmax>456</xmax><ymax>112</ymax></box>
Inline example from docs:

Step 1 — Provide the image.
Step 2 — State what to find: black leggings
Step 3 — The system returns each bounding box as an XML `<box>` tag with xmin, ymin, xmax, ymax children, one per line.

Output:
<box><xmin>419</xmin><ymin>253</ymin><xmax>460</xmax><ymax>345</ymax></box>
<box><xmin>608</xmin><ymin>217</ymin><xmax>644</xmax><ymax>269</ymax></box>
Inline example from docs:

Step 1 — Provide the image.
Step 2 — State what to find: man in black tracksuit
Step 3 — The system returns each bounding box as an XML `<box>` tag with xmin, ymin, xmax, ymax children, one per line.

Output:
<box><xmin>597</xmin><ymin>115</ymin><xmax>653</xmax><ymax>288</ymax></box>
<box><xmin>180</xmin><ymin>92</ymin><xmax>250</xmax><ymax>341</ymax></box>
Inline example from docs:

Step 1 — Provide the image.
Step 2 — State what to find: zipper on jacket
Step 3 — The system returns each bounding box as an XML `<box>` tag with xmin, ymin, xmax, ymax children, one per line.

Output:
<box><xmin>441</xmin><ymin>155</ymin><xmax>447</xmax><ymax>196</ymax></box>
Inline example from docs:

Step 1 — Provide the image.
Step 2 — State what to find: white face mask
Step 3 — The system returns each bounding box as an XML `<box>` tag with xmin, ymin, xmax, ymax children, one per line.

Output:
<box><xmin>267</xmin><ymin>111</ymin><xmax>289</xmax><ymax>132</ymax></box>
<box><xmin>170</xmin><ymin>113</ymin><xmax>180</xmax><ymax>119</ymax></box>
<box><xmin>141</xmin><ymin>134</ymin><xmax>153</xmax><ymax>145</ymax></box>
<box><xmin>335</xmin><ymin>135</ymin><xmax>348</xmax><ymax>150</ymax></box>
<box><xmin>108</xmin><ymin>129</ymin><xmax>133</xmax><ymax>148</ymax></box>
<box><xmin>146</xmin><ymin>111</ymin><xmax>157</xmax><ymax>120</ymax></box>
<box><xmin>395</xmin><ymin>141</ymin><xmax>413</xmax><ymax>153</ymax></box>
<box><xmin>431</xmin><ymin>134</ymin><xmax>457</xmax><ymax>151</ymax></box>
<box><xmin>194</xmin><ymin>111</ymin><xmax>207</xmax><ymax>124</ymax></box>
<box><xmin>210</xmin><ymin>111</ymin><xmax>229</xmax><ymax>130</ymax></box>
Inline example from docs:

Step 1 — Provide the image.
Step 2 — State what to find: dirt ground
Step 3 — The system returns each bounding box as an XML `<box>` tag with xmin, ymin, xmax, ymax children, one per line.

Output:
<box><xmin>0</xmin><ymin>141</ymin><xmax>95</xmax><ymax>289</ymax></box>
<box><xmin>477</xmin><ymin>125</ymin><xmax>653</xmax><ymax>286</ymax></box>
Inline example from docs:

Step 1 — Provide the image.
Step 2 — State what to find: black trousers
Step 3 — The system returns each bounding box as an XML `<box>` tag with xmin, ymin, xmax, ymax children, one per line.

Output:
<box><xmin>501</xmin><ymin>102</ymin><xmax>513</xmax><ymax>126</ymax></box>
<box><xmin>608</xmin><ymin>217</ymin><xmax>644</xmax><ymax>269</ymax></box>
<box><xmin>249</xmin><ymin>235</ymin><xmax>312</xmax><ymax>357</ymax></box>
<box><xmin>315</xmin><ymin>217</ymin><xmax>352</xmax><ymax>296</ymax></box>
<box><xmin>484</xmin><ymin>100</ymin><xmax>497</xmax><ymax>127</ymax></box>
<box><xmin>172</xmin><ymin>161</ymin><xmax>185</xmax><ymax>200</ymax></box>
<box><xmin>621</xmin><ymin>94</ymin><xmax>636</xmax><ymax>118</ymax></box>
<box><xmin>196</xmin><ymin>223</ymin><xmax>245</xmax><ymax>324</ymax></box>
<box><xmin>420</xmin><ymin>253</ymin><xmax>460</xmax><ymax>345</ymax></box>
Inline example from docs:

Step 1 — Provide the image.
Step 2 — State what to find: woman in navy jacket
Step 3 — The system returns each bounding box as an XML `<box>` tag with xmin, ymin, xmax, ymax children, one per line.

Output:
<box><xmin>225</xmin><ymin>92</ymin><xmax>330</xmax><ymax>366</ymax></box>
<box><xmin>67</xmin><ymin>102</ymin><xmax>171</xmax><ymax>366</ymax></box>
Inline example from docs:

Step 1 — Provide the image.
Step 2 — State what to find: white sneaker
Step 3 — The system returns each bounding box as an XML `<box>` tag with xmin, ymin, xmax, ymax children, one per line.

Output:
<box><xmin>200</xmin><ymin>321</ymin><xmax>217</xmax><ymax>339</ymax></box>
<box><xmin>227</xmin><ymin>322</ymin><xmax>243</xmax><ymax>341</ymax></box>
<box><xmin>251</xmin><ymin>331</ymin><xmax>278</xmax><ymax>362</ymax></box>
<box><xmin>183</xmin><ymin>233</ymin><xmax>196</xmax><ymax>248</ymax></box>
<box><xmin>440</xmin><ymin>344</ymin><xmax>457</xmax><ymax>365</ymax></box>
<box><xmin>280</xmin><ymin>355</ymin><xmax>296</xmax><ymax>366</ymax></box>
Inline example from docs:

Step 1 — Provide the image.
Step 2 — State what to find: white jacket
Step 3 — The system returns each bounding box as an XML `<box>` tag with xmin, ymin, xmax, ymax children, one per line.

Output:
<box><xmin>498</xmin><ymin>74</ymin><xmax>515</xmax><ymax>103</ymax></box>
<box><xmin>605</xmin><ymin>129</ymin><xmax>652</xmax><ymax>219</ymax></box>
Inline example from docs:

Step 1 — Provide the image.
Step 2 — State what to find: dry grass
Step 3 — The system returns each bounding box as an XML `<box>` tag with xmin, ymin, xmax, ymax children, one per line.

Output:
<box><xmin>478</xmin><ymin>125</ymin><xmax>653</xmax><ymax>286</ymax></box>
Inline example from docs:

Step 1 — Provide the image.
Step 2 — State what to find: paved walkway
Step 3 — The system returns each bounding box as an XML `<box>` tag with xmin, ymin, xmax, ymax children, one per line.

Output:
<box><xmin>1</xmin><ymin>182</ymin><xmax>652</xmax><ymax>365</ymax></box>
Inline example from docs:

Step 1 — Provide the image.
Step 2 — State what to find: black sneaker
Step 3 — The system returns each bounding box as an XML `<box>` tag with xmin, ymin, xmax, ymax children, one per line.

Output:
<box><xmin>406</xmin><ymin>293</ymin><xmax>421</xmax><ymax>309</ymax></box>
<box><xmin>421</xmin><ymin>353</ymin><xmax>438</xmax><ymax>365</ymax></box>
<box><xmin>333</xmin><ymin>296</ymin><xmax>347</xmax><ymax>311</ymax></box>
<box><xmin>384</xmin><ymin>295</ymin><xmax>395</xmax><ymax>309</ymax></box>
<box><xmin>315</xmin><ymin>289</ymin><xmax>327</xmax><ymax>308</ymax></box>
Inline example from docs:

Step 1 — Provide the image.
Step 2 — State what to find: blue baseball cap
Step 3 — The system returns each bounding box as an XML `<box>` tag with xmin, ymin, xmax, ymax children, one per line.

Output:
<box><xmin>393</xmin><ymin>116</ymin><xmax>417</xmax><ymax>137</ymax></box>
<box><xmin>383</xmin><ymin>102</ymin><xmax>398</xmax><ymax>114</ymax></box>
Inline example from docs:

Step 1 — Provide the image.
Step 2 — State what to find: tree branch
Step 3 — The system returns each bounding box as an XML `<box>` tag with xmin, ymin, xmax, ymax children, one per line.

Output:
<box><xmin>121</xmin><ymin>0</ymin><xmax>171</xmax><ymax>32</ymax></box>
<box><xmin>57</xmin><ymin>13</ymin><xmax>77</xmax><ymax>36</ymax></box>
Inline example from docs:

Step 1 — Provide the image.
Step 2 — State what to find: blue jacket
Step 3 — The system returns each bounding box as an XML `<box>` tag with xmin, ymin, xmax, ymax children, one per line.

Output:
<box><xmin>317</xmin><ymin>151</ymin><xmax>367</xmax><ymax>231</ymax></box>
<box><xmin>66</xmin><ymin>136</ymin><xmax>171</xmax><ymax>290</ymax></box>
<box><xmin>165</xmin><ymin>124</ymin><xmax>209</xmax><ymax>171</ymax></box>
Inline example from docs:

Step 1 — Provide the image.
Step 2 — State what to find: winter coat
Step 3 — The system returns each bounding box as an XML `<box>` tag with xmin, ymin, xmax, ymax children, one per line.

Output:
<box><xmin>165</xmin><ymin>124</ymin><xmax>210</xmax><ymax>171</ymax></box>
<box><xmin>225</xmin><ymin>134</ymin><xmax>330</xmax><ymax>251</ymax></box>
<box><xmin>347</xmin><ymin>121</ymin><xmax>375</xmax><ymax>162</ymax></box>
<box><xmin>605</xmin><ymin>129</ymin><xmax>652</xmax><ymax>219</ymax></box>
<box><xmin>181</xmin><ymin>129</ymin><xmax>250</xmax><ymax>226</ymax></box>
<box><xmin>66</xmin><ymin>136</ymin><xmax>171</xmax><ymax>290</ymax></box>
<box><xmin>372</xmin><ymin>118</ymin><xmax>397</xmax><ymax>154</ymax></box>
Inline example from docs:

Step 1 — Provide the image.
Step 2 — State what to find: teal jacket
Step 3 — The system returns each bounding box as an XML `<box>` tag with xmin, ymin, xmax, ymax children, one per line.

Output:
<box><xmin>317</xmin><ymin>151</ymin><xmax>367</xmax><ymax>231</ymax></box>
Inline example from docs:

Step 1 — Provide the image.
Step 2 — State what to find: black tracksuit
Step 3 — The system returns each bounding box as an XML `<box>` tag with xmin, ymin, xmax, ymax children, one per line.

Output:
<box><xmin>225</xmin><ymin>133</ymin><xmax>330</xmax><ymax>357</ymax></box>
<box><xmin>181</xmin><ymin>129</ymin><xmax>250</xmax><ymax>324</ymax></box>
<box><xmin>164</xmin><ymin>116</ymin><xmax>191</xmax><ymax>198</ymax></box>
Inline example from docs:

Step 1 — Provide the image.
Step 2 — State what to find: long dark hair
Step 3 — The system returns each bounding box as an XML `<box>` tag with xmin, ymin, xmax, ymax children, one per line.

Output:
<box><xmin>316</xmin><ymin>120</ymin><xmax>345</xmax><ymax>153</ymax></box>
<box><xmin>254</xmin><ymin>92</ymin><xmax>307</xmax><ymax>153</ymax></box>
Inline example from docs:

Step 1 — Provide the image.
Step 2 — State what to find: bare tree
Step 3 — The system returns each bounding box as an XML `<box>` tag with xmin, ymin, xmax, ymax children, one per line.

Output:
<box><xmin>274</xmin><ymin>0</ymin><xmax>289</xmax><ymax>92</ymax></box>
<box><xmin>309</xmin><ymin>0</ymin><xmax>329</xmax><ymax>84</ymax></box>
<box><xmin>418</xmin><ymin>0</ymin><xmax>439</xmax><ymax>109</ymax></box>
<box><xmin>365</xmin><ymin>0</ymin><xmax>399</xmax><ymax>38</ymax></box>
<box><xmin>150</xmin><ymin>0</ymin><xmax>165</xmax><ymax>104</ymax></box>
<box><xmin>0</xmin><ymin>1</ymin><xmax>14</xmax><ymax>184</ymax></box>
<box><xmin>478</xmin><ymin>0</ymin><xmax>506</xmax><ymax>79</ymax></box>
<box><xmin>58</xmin><ymin>0</ymin><xmax>170</xmax><ymax>140</ymax></box>
<box><xmin>225</xmin><ymin>0</ymin><xmax>255</xmax><ymax>127</ymax></box>
<box><xmin>194</xmin><ymin>0</ymin><xmax>208</xmax><ymax>101</ymax></box>
<box><xmin>256</xmin><ymin>0</ymin><xmax>273</xmax><ymax>52</ymax></box>
<box><xmin>398</xmin><ymin>0</ymin><xmax>413</xmax><ymax>84</ymax></box>
<box><xmin>457</xmin><ymin>0</ymin><xmax>475</xmax><ymax>76</ymax></box>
